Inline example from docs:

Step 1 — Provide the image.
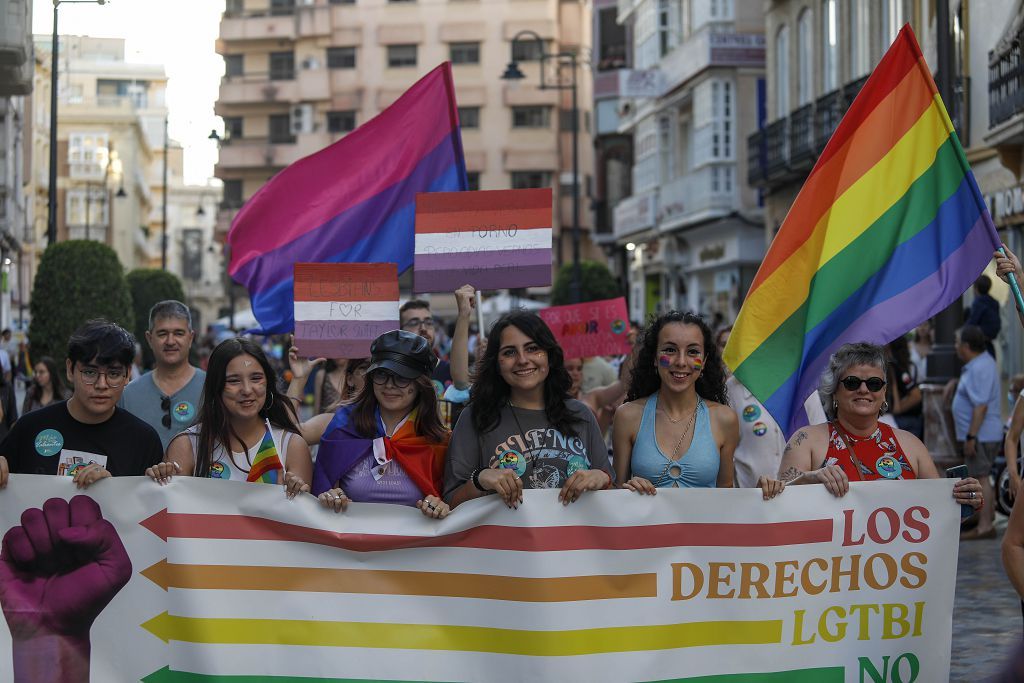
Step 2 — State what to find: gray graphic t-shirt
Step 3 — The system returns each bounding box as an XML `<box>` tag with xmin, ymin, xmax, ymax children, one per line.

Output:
<box><xmin>443</xmin><ymin>399</ymin><xmax>611</xmax><ymax>499</ymax></box>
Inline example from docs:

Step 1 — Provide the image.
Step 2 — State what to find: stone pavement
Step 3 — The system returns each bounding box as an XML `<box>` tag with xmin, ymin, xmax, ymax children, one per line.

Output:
<box><xmin>951</xmin><ymin>514</ymin><xmax>1021</xmax><ymax>681</ymax></box>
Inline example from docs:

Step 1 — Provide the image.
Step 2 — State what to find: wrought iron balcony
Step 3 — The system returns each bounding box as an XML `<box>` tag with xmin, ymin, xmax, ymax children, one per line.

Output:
<box><xmin>814</xmin><ymin>88</ymin><xmax>843</xmax><ymax>151</ymax></box>
<box><xmin>747</xmin><ymin>129</ymin><xmax>765</xmax><ymax>186</ymax></box>
<box><xmin>990</xmin><ymin>29</ymin><xmax>1023</xmax><ymax>128</ymax></box>
<box><xmin>789</xmin><ymin>103</ymin><xmax>815</xmax><ymax>170</ymax></box>
<box><xmin>764</xmin><ymin>118</ymin><xmax>789</xmax><ymax>179</ymax></box>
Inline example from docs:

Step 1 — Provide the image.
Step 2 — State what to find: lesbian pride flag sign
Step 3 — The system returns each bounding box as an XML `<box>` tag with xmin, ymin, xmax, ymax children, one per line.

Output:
<box><xmin>413</xmin><ymin>188</ymin><xmax>553</xmax><ymax>293</ymax></box>
<box><xmin>292</xmin><ymin>263</ymin><xmax>399</xmax><ymax>358</ymax></box>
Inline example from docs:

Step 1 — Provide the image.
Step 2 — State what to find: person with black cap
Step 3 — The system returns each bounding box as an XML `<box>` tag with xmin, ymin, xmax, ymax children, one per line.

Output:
<box><xmin>312</xmin><ymin>330</ymin><xmax>451</xmax><ymax>519</ymax></box>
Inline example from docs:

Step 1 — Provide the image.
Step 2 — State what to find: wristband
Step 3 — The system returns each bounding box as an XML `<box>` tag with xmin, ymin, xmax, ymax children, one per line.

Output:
<box><xmin>966</xmin><ymin>434</ymin><xmax>976</xmax><ymax>442</ymax></box>
<box><xmin>471</xmin><ymin>468</ymin><xmax>488</xmax><ymax>492</ymax></box>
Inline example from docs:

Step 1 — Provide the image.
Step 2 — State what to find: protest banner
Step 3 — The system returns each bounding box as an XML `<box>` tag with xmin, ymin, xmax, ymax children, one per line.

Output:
<box><xmin>539</xmin><ymin>297</ymin><xmax>632</xmax><ymax>360</ymax></box>
<box><xmin>413</xmin><ymin>188</ymin><xmax>553</xmax><ymax>293</ymax></box>
<box><xmin>0</xmin><ymin>478</ymin><xmax>959</xmax><ymax>682</ymax></box>
<box><xmin>292</xmin><ymin>263</ymin><xmax>399</xmax><ymax>358</ymax></box>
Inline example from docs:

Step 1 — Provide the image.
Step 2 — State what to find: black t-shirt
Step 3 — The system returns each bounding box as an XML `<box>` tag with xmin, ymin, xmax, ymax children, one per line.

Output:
<box><xmin>891</xmin><ymin>362</ymin><xmax>922</xmax><ymax>418</ymax></box>
<box><xmin>0</xmin><ymin>401</ymin><xmax>163</xmax><ymax>477</ymax></box>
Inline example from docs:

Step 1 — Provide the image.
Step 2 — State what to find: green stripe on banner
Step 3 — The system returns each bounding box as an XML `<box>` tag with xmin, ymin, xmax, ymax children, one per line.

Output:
<box><xmin>142</xmin><ymin>667</ymin><xmax>449</xmax><ymax>683</ymax></box>
<box><xmin>646</xmin><ymin>666</ymin><xmax>845</xmax><ymax>682</ymax></box>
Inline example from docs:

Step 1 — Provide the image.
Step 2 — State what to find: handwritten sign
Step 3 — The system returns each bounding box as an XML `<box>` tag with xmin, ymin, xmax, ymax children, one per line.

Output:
<box><xmin>539</xmin><ymin>297</ymin><xmax>631</xmax><ymax>360</ymax></box>
<box><xmin>413</xmin><ymin>188</ymin><xmax>553</xmax><ymax>293</ymax></box>
<box><xmin>293</xmin><ymin>263</ymin><xmax>399</xmax><ymax>358</ymax></box>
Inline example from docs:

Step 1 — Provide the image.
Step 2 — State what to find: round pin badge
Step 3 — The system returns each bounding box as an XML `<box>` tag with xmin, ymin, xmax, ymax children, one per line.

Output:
<box><xmin>209</xmin><ymin>462</ymin><xmax>230</xmax><ymax>479</ymax></box>
<box><xmin>752</xmin><ymin>421</ymin><xmax>768</xmax><ymax>437</ymax></box>
<box><xmin>34</xmin><ymin>429</ymin><xmax>64</xmax><ymax>457</ymax></box>
<box><xmin>497</xmin><ymin>449</ymin><xmax>527</xmax><ymax>477</ymax></box>
<box><xmin>875</xmin><ymin>456</ymin><xmax>901</xmax><ymax>479</ymax></box>
<box><xmin>742</xmin><ymin>404</ymin><xmax>761</xmax><ymax>422</ymax></box>
<box><xmin>172</xmin><ymin>401</ymin><xmax>196</xmax><ymax>423</ymax></box>
<box><xmin>611</xmin><ymin>319</ymin><xmax>627</xmax><ymax>335</ymax></box>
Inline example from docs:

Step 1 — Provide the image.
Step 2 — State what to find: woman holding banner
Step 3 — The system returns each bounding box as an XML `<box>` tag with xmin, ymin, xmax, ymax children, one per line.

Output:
<box><xmin>312</xmin><ymin>330</ymin><xmax>451</xmax><ymax>519</ymax></box>
<box><xmin>762</xmin><ymin>342</ymin><xmax>984</xmax><ymax>509</ymax></box>
<box><xmin>612</xmin><ymin>311</ymin><xmax>737</xmax><ymax>492</ymax></box>
<box><xmin>444</xmin><ymin>311</ymin><xmax>613</xmax><ymax>509</ymax></box>
<box><xmin>145</xmin><ymin>338</ymin><xmax>313</xmax><ymax>496</ymax></box>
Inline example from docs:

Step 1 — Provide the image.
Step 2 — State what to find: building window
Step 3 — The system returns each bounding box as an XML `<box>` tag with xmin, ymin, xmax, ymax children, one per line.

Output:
<box><xmin>796</xmin><ymin>8</ymin><xmax>812</xmax><ymax>106</ymax></box>
<box><xmin>512</xmin><ymin>106</ymin><xmax>550</xmax><ymax>128</ymax></box>
<box><xmin>328</xmin><ymin>0</ymin><xmax>355</xmax><ymax>4</ymax></box>
<box><xmin>658</xmin><ymin>0</ymin><xmax>679</xmax><ymax>57</ymax></box>
<box><xmin>269</xmin><ymin>113</ymin><xmax>295</xmax><ymax>144</ymax></box>
<box><xmin>559</xmin><ymin>108</ymin><xmax>576</xmax><ymax>131</ymax></box>
<box><xmin>387</xmin><ymin>44</ymin><xmax>418</xmax><ymax>68</ymax></box>
<box><xmin>222</xmin><ymin>180</ymin><xmax>244</xmax><ymax>209</ymax></box>
<box><xmin>512</xmin><ymin>40</ymin><xmax>544</xmax><ymax>62</ymax></box>
<box><xmin>457</xmin><ymin>106</ymin><xmax>480</xmax><ymax>128</ymax></box>
<box><xmin>66</xmin><ymin>188</ymin><xmax>108</xmax><ymax>228</ymax></box>
<box><xmin>327</xmin><ymin>110</ymin><xmax>357</xmax><ymax>133</ymax></box>
<box><xmin>881</xmin><ymin>0</ymin><xmax>902</xmax><ymax>48</ymax></box>
<box><xmin>597</xmin><ymin>7</ymin><xmax>627</xmax><ymax>70</ymax></box>
<box><xmin>511</xmin><ymin>171</ymin><xmax>552</xmax><ymax>189</ymax></box>
<box><xmin>821</xmin><ymin>0</ymin><xmax>838</xmax><ymax>92</ymax></box>
<box><xmin>774</xmin><ymin>24</ymin><xmax>789</xmax><ymax>118</ymax></box>
<box><xmin>849</xmin><ymin>2</ymin><xmax>869</xmax><ymax>78</ymax></box>
<box><xmin>223</xmin><ymin>116</ymin><xmax>243</xmax><ymax>141</ymax></box>
<box><xmin>449</xmin><ymin>42</ymin><xmax>480</xmax><ymax>65</ymax></box>
<box><xmin>269</xmin><ymin>51</ymin><xmax>295</xmax><ymax>80</ymax></box>
<box><xmin>225</xmin><ymin>0</ymin><xmax>244</xmax><ymax>16</ymax></box>
<box><xmin>466</xmin><ymin>172</ymin><xmax>481</xmax><ymax>191</ymax></box>
<box><xmin>270</xmin><ymin>0</ymin><xmax>295</xmax><ymax>15</ymax></box>
<box><xmin>68</xmin><ymin>132</ymin><xmax>108</xmax><ymax>179</ymax></box>
<box><xmin>327</xmin><ymin>46</ymin><xmax>356</xmax><ymax>69</ymax></box>
<box><xmin>224</xmin><ymin>54</ymin><xmax>244</xmax><ymax>78</ymax></box>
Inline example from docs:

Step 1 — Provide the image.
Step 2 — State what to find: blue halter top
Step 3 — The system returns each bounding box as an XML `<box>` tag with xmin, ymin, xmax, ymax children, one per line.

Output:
<box><xmin>630</xmin><ymin>394</ymin><xmax>720</xmax><ymax>488</ymax></box>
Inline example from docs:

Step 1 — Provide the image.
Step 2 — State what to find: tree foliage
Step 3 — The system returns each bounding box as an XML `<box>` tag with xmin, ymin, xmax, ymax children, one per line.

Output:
<box><xmin>29</xmin><ymin>241</ymin><xmax>133</xmax><ymax>367</ymax></box>
<box><xmin>550</xmin><ymin>260</ymin><xmax>623</xmax><ymax>306</ymax></box>
<box><xmin>125</xmin><ymin>269</ymin><xmax>187</xmax><ymax>369</ymax></box>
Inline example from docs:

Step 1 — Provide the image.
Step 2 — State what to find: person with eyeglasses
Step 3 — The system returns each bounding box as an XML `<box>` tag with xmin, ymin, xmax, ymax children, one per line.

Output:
<box><xmin>0</xmin><ymin>320</ymin><xmax>163</xmax><ymax>490</ymax></box>
<box><xmin>312</xmin><ymin>330</ymin><xmax>451</xmax><ymax>519</ymax></box>
<box><xmin>118</xmin><ymin>300</ymin><xmax>205</xmax><ymax>451</ymax></box>
<box><xmin>761</xmin><ymin>342</ymin><xmax>984</xmax><ymax>512</ymax></box>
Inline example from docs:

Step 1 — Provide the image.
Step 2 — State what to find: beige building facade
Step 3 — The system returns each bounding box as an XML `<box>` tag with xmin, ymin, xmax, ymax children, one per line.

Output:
<box><xmin>213</xmin><ymin>0</ymin><xmax>598</xmax><ymax>306</ymax></box>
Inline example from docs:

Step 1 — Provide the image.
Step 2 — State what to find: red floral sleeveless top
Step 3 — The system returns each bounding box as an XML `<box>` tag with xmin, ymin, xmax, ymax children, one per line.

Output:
<box><xmin>825</xmin><ymin>421</ymin><xmax>917</xmax><ymax>481</ymax></box>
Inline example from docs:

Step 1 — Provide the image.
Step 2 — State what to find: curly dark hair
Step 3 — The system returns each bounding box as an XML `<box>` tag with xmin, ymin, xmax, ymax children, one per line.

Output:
<box><xmin>626</xmin><ymin>311</ymin><xmax>728</xmax><ymax>405</ymax></box>
<box><xmin>469</xmin><ymin>311</ymin><xmax>583</xmax><ymax>437</ymax></box>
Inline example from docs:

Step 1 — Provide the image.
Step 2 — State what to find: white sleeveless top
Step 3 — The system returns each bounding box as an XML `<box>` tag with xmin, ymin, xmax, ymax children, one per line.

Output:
<box><xmin>177</xmin><ymin>422</ymin><xmax>294</xmax><ymax>483</ymax></box>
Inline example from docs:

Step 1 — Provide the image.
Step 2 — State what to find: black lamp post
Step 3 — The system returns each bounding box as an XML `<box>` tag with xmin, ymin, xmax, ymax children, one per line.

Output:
<box><xmin>501</xmin><ymin>30</ymin><xmax>582</xmax><ymax>304</ymax></box>
<box><xmin>161</xmin><ymin>114</ymin><xmax>169</xmax><ymax>269</ymax></box>
<box><xmin>47</xmin><ymin>0</ymin><xmax>107</xmax><ymax>248</ymax></box>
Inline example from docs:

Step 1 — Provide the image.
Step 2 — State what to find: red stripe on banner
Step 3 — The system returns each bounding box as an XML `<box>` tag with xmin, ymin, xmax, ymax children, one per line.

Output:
<box><xmin>141</xmin><ymin>510</ymin><xmax>834</xmax><ymax>551</ymax></box>
<box><xmin>294</xmin><ymin>263</ymin><xmax>400</xmax><ymax>303</ymax></box>
<box><xmin>415</xmin><ymin>188</ymin><xmax>552</xmax><ymax>234</ymax></box>
<box><xmin>415</xmin><ymin>207</ymin><xmax>552</xmax><ymax>234</ymax></box>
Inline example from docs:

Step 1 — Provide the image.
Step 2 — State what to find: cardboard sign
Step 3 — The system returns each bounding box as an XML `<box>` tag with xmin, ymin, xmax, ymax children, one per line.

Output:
<box><xmin>292</xmin><ymin>263</ymin><xmax>399</xmax><ymax>358</ymax></box>
<box><xmin>413</xmin><ymin>188</ymin><xmax>553</xmax><ymax>293</ymax></box>
<box><xmin>539</xmin><ymin>297</ymin><xmax>631</xmax><ymax>359</ymax></box>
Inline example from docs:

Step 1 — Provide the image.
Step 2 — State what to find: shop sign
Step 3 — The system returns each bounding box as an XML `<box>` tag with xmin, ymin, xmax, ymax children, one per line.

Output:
<box><xmin>986</xmin><ymin>183</ymin><xmax>1024</xmax><ymax>225</ymax></box>
<box><xmin>699</xmin><ymin>243</ymin><xmax>726</xmax><ymax>264</ymax></box>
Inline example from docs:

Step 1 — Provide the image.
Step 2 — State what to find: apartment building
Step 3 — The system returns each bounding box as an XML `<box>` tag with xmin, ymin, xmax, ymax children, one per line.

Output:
<box><xmin>213</xmin><ymin>0</ymin><xmax>598</xmax><ymax>304</ymax></box>
<box><xmin>612</xmin><ymin>0</ymin><xmax>765</xmax><ymax>324</ymax></box>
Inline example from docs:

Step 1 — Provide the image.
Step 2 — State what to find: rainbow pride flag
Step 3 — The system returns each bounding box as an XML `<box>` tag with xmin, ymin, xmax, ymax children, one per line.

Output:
<box><xmin>723</xmin><ymin>25</ymin><xmax>1001</xmax><ymax>437</ymax></box>
<box><xmin>246</xmin><ymin>427</ymin><xmax>283</xmax><ymax>484</ymax></box>
<box><xmin>227</xmin><ymin>63</ymin><xmax>467</xmax><ymax>334</ymax></box>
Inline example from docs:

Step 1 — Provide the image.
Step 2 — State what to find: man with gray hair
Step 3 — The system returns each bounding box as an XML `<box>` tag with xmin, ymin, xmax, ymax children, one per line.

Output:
<box><xmin>118</xmin><ymin>300</ymin><xmax>206</xmax><ymax>450</ymax></box>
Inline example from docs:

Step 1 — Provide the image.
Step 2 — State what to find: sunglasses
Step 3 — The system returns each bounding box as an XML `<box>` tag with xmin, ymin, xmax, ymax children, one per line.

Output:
<box><xmin>370</xmin><ymin>370</ymin><xmax>413</xmax><ymax>389</ymax></box>
<box><xmin>840</xmin><ymin>376</ymin><xmax>886</xmax><ymax>392</ymax></box>
<box><xmin>161</xmin><ymin>396</ymin><xmax>172</xmax><ymax>428</ymax></box>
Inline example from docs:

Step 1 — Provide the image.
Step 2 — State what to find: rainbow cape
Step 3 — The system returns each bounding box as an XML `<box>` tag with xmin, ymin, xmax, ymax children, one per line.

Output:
<box><xmin>723</xmin><ymin>25</ymin><xmax>1001</xmax><ymax>437</ymax></box>
<box><xmin>227</xmin><ymin>63</ymin><xmax>467</xmax><ymax>334</ymax></box>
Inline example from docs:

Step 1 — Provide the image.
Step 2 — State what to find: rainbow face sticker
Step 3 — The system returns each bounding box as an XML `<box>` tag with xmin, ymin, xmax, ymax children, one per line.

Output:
<box><xmin>691</xmin><ymin>358</ymin><xmax>704</xmax><ymax>371</ymax></box>
<box><xmin>659</xmin><ymin>356</ymin><xmax>672</xmax><ymax>368</ymax></box>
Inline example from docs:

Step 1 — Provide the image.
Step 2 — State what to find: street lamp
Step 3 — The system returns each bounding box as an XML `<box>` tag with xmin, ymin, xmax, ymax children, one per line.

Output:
<box><xmin>501</xmin><ymin>30</ymin><xmax>582</xmax><ymax>304</ymax></box>
<box><xmin>47</xmin><ymin>0</ymin><xmax>108</xmax><ymax>248</ymax></box>
<box><xmin>161</xmin><ymin>115</ymin><xmax>169</xmax><ymax>269</ymax></box>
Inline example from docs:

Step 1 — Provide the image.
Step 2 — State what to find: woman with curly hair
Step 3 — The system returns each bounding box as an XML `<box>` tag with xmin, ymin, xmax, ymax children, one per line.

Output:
<box><xmin>612</xmin><ymin>311</ymin><xmax>737</xmax><ymax>492</ymax></box>
<box><xmin>444</xmin><ymin>311</ymin><xmax>613</xmax><ymax>509</ymax></box>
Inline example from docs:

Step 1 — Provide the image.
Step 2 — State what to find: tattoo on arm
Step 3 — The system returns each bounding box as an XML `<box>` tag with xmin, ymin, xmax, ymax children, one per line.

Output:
<box><xmin>792</xmin><ymin>430</ymin><xmax>808</xmax><ymax>447</ymax></box>
<box><xmin>780</xmin><ymin>466</ymin><xmax>804</xmax><ymax>483</ymax></box>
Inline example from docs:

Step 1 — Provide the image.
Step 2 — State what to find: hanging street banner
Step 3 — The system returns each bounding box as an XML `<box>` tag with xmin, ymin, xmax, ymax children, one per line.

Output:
<box><xmin>539</xmin><ymin>296</ymin><xmax>632</xmax><ymax>360</ymax></box>
<box><xmin>413</xmin><ymin>188</ymin><xmax>553</xmax><ymax>293</ymax></box>
<box><xmin>292</xmin><ymin>262</ymin><xmax>400</xmax><ymax>358</ymax></box>
<box><xmin>0</xmin><ymin>477</ymin><xmax>958</xmax><ymax>682</ymax></box>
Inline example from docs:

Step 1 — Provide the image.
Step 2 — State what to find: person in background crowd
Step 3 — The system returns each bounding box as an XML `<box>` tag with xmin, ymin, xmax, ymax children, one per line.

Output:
<box><xmin>609</xmin><ymin>322</ymin><xmax>641</xmax><ymax>376</ymax></box>
<box><xmin>313</xmin><ymin>330</ymin><xmax>450</xmax><ymax>519</ymax></box>
<box><xmin>1005</xmin><ymin>380</ymin><xmax>1024</xmax><ymax>503</ymax></box>
<box><xmin>311</xmin><ymin>359</ymin><xmax>352</xmax><ymax>415</ymax></box>
<box><xmin>565</xmin><ymin>354</ymin><xmax>633</xmax><ymax>436</ymax></box>
<box><xmin>0</xmin><ymin>329</ymin><xmax>12</xmax><ymax>386</ymax></box>
<box><xmin>444</xmin><ymin>311</ymin><xmax>613</xmax><ymax>509</ymax></box>
<box><xmin>613</xmin><ymin>311</ymin><xmax>737</xmax><ymax>493</ymax></box>
<box><xmin>0</xmin><ymin>320</ymin><xmax>162</xmax><ymax>489</ymax></box>
<box><xmin>886</xmin><ymin>335</ymin><xmax>923</xmax><ymax>439</ymax></box>
<box><xmin>995</xmin><ymin>245</ymin><xmax>1024</xmax><ymax>328</ymax></box>
<box><xmin>286</xmin><ymin>347</ymin><xmax>370</xmax><ymax>445</ymax></box>
<box><xmin>965</xmin><ymin>274</ymin><xmax>1000</xmax><ymax>356</ymax></box>
<box><xmin>761</xmin><ymin>343</ymin><xmax>984</xmax><ymax>514</ymax></box>
<box><xmin>946</xmin><ymin>325</ymin><xmax>1001</xmax><ymax>539</ymax></box>
<box><xmin>129</xmin><ymin>343</ymin><xmax>143</xmax><ymax>384</ymax></box>
<box><xmin>119</xmin><ymin>301</ymin><xmax>206</xmax><ymax>451</ymax></box>
<box><xmin>146</xmin><ymin>338</ymin><xmax>311</xmax><ymax>497</ymax></box>
<box><xmin>1001</xmin><ymin>476</ymin><xmax>1024</xmax><ymax>629</ymax></box>
<box><xmin>21</xmin><ymin>356</ymin><xmax>69</xmax><ymax>416</ymax></box>
<box><xmin>582</xmin><ymin>355</ymin><xmax>618</xmax><ymax>394</ymax></box>
<box><xmin>909</xmin><ymin>318</ymin><xmax>933</xmax><ymax>382</ymax></box>
<box><xmin>716</xmin><ymin>325</ymin><xmax>826</xmax><ymax>490</ymax></box>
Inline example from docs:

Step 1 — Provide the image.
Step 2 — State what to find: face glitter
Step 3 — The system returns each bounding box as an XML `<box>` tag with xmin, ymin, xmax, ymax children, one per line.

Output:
<box><xmin>659</xmin><ymin>355</ymin><xmax>672</xmax><ymax>368</ymax></box>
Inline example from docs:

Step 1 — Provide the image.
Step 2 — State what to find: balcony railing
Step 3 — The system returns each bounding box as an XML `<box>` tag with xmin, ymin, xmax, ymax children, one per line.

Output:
<box><xmin>747</xmin><ymin>129</ymin><xmax>765</xmax><ymax>186</ymax></box>
<box><xmin>814</xmin><ymin>88</ymin><xmax>843</xmax><ymax>151</ymax></box>
<box><xmin>764</xmin><ymin>118</ymin><xmax>788</xmax><ymax>178</ymax></box>
<box><xmin>990</xmin><ymin>28</ymin><xmax>1024</xmax><ymax>128</ymax></box>
<box><xmin>789</xmin><ymin>103</ymin><xmax>815</xmax><ymax>169</ymax></box>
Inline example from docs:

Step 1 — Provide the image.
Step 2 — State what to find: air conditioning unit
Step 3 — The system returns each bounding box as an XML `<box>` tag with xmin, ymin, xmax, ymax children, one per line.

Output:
<box><xmin>290</xmin><ymin>104</ymin><xmax>314</xmax><ymax>135</ymax></box>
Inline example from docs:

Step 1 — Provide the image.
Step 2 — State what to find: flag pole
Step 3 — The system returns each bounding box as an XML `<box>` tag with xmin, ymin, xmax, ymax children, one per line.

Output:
<box><xmin>999</xmin><ymin>247</ymin><xmax>1024</xmax><ymax>316</ymax></box>
<box><xmin>475</xmin><ymin>291</ymin><xmax>485</xmax><ymax>339</ymax></box>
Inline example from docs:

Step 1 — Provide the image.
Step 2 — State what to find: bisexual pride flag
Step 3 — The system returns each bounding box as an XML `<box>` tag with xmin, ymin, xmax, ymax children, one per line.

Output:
<box><xmin>227</xmin><ymin>63</ymin><xmax>468</xmax><ymax>334</ymax></box>
<box><xmin>723</xmin><ymin>25</ymin><xmax>1001</xmax><ymax>437</ymax></box>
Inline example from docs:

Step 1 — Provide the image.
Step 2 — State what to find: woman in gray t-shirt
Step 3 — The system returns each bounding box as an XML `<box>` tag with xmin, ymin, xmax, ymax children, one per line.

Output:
<box><xmin>444</xmin><ymin>312</ymin><xmax>613</xmax><ymax>509</ymax></box>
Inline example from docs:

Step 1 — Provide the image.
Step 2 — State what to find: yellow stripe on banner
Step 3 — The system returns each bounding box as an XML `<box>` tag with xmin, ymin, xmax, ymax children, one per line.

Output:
<box><xmin>141</xmin><ymin>612</ymin><xmax>783</xmax><ymax>655</ymax></box>
<box><xmin>728</xmin><ymin>99</ymin><xmax>951</xmax><ymax>369</ymax></box>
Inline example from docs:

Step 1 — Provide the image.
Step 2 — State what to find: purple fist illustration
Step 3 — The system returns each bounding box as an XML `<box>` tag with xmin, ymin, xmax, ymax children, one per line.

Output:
<box><xmin>0</xmin><ymin>496</ymin><xmax>132</xmax><ymax>682</ymax></box>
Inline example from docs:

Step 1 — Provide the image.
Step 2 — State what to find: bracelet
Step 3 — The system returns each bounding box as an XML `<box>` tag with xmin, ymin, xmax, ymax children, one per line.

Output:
<box><xmin>601</xmin><ymin>469</ymin><xmax>613</xmax><ymax>489</ymax></box>
<box><xmin>471</xmin><ymin>468</ymin><xmax>488</xmax><ymax>492</ymax></box>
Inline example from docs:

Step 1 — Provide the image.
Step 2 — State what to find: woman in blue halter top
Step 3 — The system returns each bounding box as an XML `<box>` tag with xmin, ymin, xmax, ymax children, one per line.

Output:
<box><xmin>612</xmin><ymin>312</ymin><xmax>738</xmax><ymax>492</ymax></box>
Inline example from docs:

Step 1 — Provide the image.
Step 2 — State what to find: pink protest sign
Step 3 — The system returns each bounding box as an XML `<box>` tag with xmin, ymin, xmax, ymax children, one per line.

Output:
<box><xmin>539</xmin><ymin>297</ymin><xmax>631</xmax><ymax>360</ymax></box>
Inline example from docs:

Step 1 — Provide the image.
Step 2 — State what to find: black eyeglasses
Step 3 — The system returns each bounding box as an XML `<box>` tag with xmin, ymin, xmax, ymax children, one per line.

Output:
<box><xmin>840</xmin><ymin>376</ymin><xmax>886</xmax><ymax>392</ymax></box>
<box><xmin>369</xmin><ymin>370</ymin><xmax>413</xmax><ymax>389</ymax></box>
<box><xmin>401</xmin><ymin>317</ymin><xmax>435</xmax><ymax>331</ymax></box>
<box><xmin>161</xmin><ymin>396</ymin><xmax>172</xmax><ymax>428</ymax></box>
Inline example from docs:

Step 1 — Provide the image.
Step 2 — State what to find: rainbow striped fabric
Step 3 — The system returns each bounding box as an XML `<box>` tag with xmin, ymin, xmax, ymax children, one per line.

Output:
<box><xmin>245</xmin><ymin>427</ymin><xmax>283</xmax><ymax>484</ymax></box>
<box><xmin>723</xmin><ymin>25</ymin><xmax>1001</xmax><ymax>437</ymax></box>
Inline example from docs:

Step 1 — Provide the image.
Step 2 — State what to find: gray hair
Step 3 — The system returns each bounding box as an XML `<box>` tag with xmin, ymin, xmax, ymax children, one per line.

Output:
<box><xmin>148</xmin><ymin>300</ymin><xmax>192</xmax><ymax>331</ymax></box>
<box><xmin>819</xmin><ymin>342</ymin><xmax>887</xmax><ymax>420</ymax></box>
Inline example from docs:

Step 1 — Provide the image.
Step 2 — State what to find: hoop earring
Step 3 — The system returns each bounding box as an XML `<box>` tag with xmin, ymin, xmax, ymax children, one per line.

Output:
<box><xmin>263</xmin><ymin>392</ymin><xmax>274</xmax><ymax>414</ymax></box>
<box><xmin>879</xmin><ymin>401</ymin><xmax>889</xmax><ymax>416</ymax></box>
